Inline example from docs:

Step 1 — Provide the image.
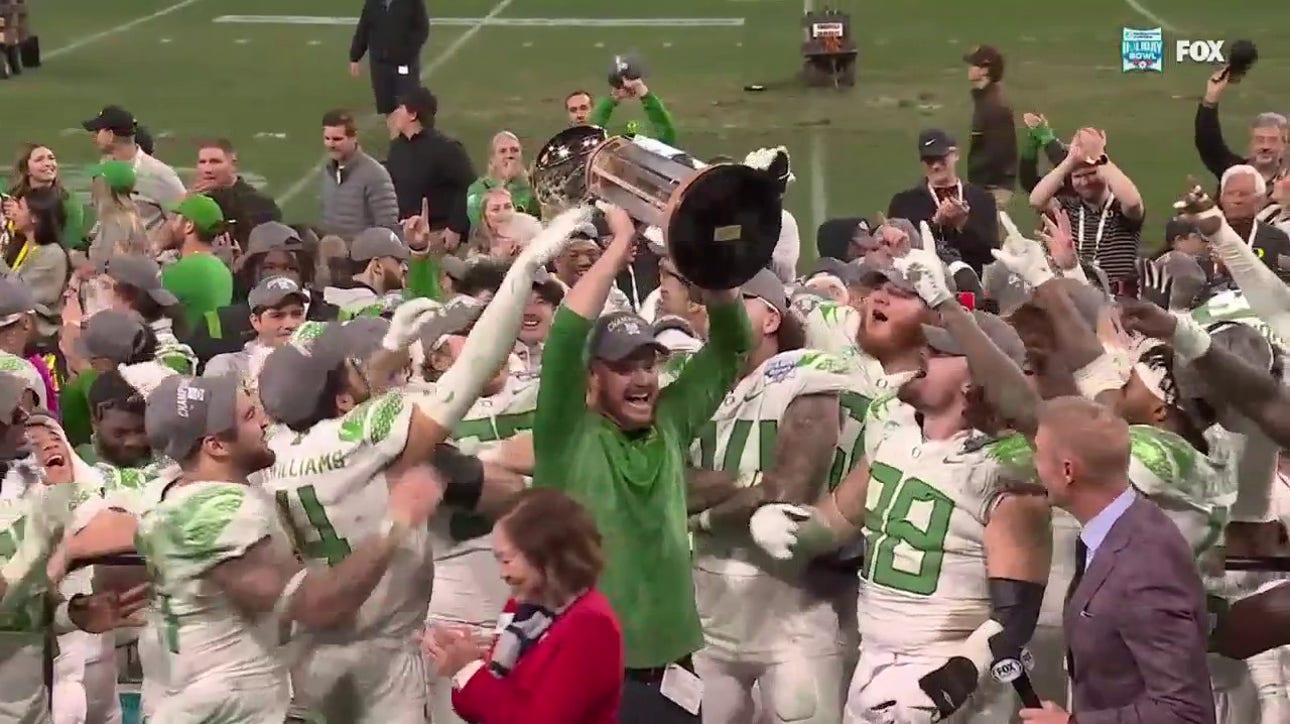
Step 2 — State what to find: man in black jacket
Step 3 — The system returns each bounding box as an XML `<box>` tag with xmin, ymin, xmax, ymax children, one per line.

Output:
<box><xmin>387</xmin><ymin>86</ymin><xmax>475</xmax><ymax>248</ymax></box>
<box><xmin>963</xmin><ymin>45</ymin><xmax>1017</xmax><ymax>209</ymax></box>
<box><xmin>349</xmin><ymin>0</ymin><xmax>430</xmax><ymax>136</ymax></box>
<box><xmin>193</xmin><ymin>138</ymin><xmax>282</xmax><ymax>249</ymax></box>
<box><xmin>1194</xmin><ymin>70</ymin><xmax>1287</xmax><ymax>193</ymax></box>
<box><xmin>887</xmin><ymin>129</ymin><xmax>999</xmax><ymax>274</ymax></box>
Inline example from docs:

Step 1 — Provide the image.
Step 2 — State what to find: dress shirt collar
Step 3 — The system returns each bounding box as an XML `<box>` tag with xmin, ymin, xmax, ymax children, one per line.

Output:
<box><xmin>1079</xmin><ymin>486</ymin><xmax>1136</xmax><ymax>566</ymax></box>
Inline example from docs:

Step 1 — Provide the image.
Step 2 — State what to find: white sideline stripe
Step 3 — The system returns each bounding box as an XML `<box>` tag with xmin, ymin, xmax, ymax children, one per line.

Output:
<box><xmin>215</xmin><ymin>15</ymin><xmax>745</xmax><ymax>28</ymax></box>
<box><xmin>46</xmin><ymin>0</ymin><xmax>209</xmax><ymax>59</ymax></box>
<box><xmin>274</xmin><ymin>0</ymin><xmax>514</xmax><ymax>207</ymax></box>
<box><xmin>1122</xmin><ymin>0</ymin><xmax>1180</xmax><ymax>33</ymax></box>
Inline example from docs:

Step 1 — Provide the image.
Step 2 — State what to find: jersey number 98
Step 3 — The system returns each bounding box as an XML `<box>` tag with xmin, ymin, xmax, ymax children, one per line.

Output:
<box><xmin>862</xmin><ymin>462</ymin><xmax>954</xmax><ymax>596</ymax></box>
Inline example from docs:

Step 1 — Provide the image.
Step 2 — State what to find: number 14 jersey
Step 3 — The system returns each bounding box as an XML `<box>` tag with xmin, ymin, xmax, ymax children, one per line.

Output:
<box><xmin>260</xmin><ymin>392</ymin><xmax>432</xmax><ymax>642</ymax></box>
<box><xmin>858</xmin><ymin>394</ymin><xmax>1037</xmax><ymax>657</ymax></box>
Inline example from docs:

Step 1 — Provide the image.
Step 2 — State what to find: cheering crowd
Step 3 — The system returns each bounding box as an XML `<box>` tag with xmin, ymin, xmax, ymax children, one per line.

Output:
<box><xmin>2</xmin><ymin>33</ymin><xmax>1290</xmax><ymax>724</ymax></box>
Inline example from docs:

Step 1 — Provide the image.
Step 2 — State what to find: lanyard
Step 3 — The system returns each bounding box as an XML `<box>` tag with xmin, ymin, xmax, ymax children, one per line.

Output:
<box><xmin>1077</xmin><ymin>194</ymin><xmax>1114</xmax><ymax>259</ymax></box>
<box><xmin>12</xmin><ymin>240</ymin><xmax>34</xmax><ymax>272</ymax></box>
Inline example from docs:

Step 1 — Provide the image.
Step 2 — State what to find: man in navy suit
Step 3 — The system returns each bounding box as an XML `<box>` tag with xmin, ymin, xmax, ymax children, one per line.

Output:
<box><xmin>1024</xmin><ymin>396</ymin><xmax>1214</xmax><ymax>724</ymax></box>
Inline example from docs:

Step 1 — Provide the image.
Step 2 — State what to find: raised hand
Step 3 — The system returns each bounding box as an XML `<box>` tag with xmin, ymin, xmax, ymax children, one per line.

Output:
<box><xmin>517</xmin><ymin>205</ymin><xmax>594</xmax><ymax>269</ymax></box>
<box><xmin>1037</xmin><ymin>211</ymin><xmax>1078</xmax><ymax>271</ymax></box>
<box><xmin>1117</xmin><ymin>298</ymin><xmax>1179</xmax><ymax>341</ymax></box>
<box><xmin>894</xmin><ymin>253</ymin><xmax>954</xmax><ymax>308</ymax></box>
<box><xmin>1135</xmin><ymin>258</ymin><xmax>1173</xmax><ymax>309</ymax></box>
<box><xmin>994</xmin><ymin>212</ymin><xmax>1056</xmax><ymax>288</ymax></box>
<box><xmin>1172</xmin><ymin>178</ymin><xmax>1223</xmax><ymax>236</ymax></box>
<box><xmin>382</xmin><ymin>298</ymin><xmax>444</xmax><ymax>352</ymax></box>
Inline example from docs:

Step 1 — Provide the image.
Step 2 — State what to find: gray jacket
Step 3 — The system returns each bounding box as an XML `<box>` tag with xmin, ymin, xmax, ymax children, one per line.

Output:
<box><xmin>320</xmin><ymin>150</ymin><xmax>400</xmax><ymax>240</ymax></box>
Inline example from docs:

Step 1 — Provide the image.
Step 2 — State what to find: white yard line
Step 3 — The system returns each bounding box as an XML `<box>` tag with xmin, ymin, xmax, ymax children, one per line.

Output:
<box><xmin>1122</xmin><ymin>0</ymin><xmax>1180</xmax><ymax>33</ymax></box>
<box><xmin>216</xmin><ymin>15</ymin><xmax>745</xmax><ymax>28</ymax></box>
<box><xmin>274</xmin><ymin>0</ymin><xmax>515</xmax><ymax>207</ymax></box>
<box><xmin>46</xmin><ymin>0</ymin><xmax>209</xmax><ymax>59</ymax></box>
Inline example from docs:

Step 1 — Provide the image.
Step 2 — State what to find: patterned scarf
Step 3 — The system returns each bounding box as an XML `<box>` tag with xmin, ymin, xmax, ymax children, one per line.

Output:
<box><xmin>487</xmin><ymin>595</ymin><xmax>577</xmax><ymax>678</ymax></box>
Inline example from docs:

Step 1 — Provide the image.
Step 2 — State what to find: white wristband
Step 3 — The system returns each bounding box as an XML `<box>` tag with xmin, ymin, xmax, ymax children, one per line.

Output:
<box><xmin>1073</xmin><ymin>352</ymin><xmax>1131</xmax><ymax>399</ymax></box>
<box><xmin>1170</xmin><ymin>315</ymin><xmax>1213</xmax><ymax>365</ymax></box>
<box><xmin>1059</xmin><ymin>263</ymin><xmax>1089</xmax><ymax>284</ymax></box>
<box><xmin>53</xmin><ymin>598</ymin><xmax>76</xmax><ymax>633</ymax></box>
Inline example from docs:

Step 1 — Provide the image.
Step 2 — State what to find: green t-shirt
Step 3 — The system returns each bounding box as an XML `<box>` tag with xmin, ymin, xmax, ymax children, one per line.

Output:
<box><xmin>532</xmin><ymin>302</ymin><xmax>752</xmax><ymax>668</ymax></box>
<box><xmin>161</xmin><ymin>253</ymin><xmax>234</xmax><ymax>330</ymax></box>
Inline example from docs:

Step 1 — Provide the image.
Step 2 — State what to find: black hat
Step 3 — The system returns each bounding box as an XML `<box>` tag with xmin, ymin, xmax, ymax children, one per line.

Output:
<box><xmin>82</xmin><ymin>106</ymin><xmax>137</xmax><ymax>136</ymax></box>
<box><xmin>917</xmin><ymin>129</ymin><xmax>957</xmax><ymax>159</ymax></box>
<box><xmin>963</xmin><ymin>44</ymin><xmax>1006</xmax><ymax>80</ymax></box>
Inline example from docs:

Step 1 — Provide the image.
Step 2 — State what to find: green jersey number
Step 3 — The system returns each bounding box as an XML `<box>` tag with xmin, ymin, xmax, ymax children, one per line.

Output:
<box><xmin>0</xmin><ymin>517</ymin><xmax>23</xmax><ymax>560</ymax></box>
<box><xmin>862</xmin><ymin>461</ymin><xmax>954</xmax><ymax>596</ymax></box>
<box><xmin>827</xmin><ymin>392</ymin><xmax>871</xmax><ymax>489</ymax></box>
<box><xmin>696</xmin><ymin>418</ymin><xmax>777</xmax><ymax>472</ymax></box>
<box><xmin>275</xmin><ymin>486</ymin><xmax>352</xmax><ymax>566</ymax></box>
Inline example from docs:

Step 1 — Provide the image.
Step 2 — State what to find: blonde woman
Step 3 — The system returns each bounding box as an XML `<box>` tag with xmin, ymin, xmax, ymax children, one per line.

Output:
<box><xmin>85</xmin><ymin>160</ymin><xmax>148</xmax><ymax>267</ymax></box>
<box><xmin>468</xmin><ymin>187</ymin><xmax>541</xmax><ymax>259</ymax></box>
<box><xmin>466</xmin><ymin>131</ymin><xmax>539</xmax><ymax>227</ymax></box>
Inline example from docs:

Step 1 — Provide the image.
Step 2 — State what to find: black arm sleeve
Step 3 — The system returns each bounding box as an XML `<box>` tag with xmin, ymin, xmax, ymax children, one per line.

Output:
<box><xmin>1194</xmin><ymin>103</ymin><xmax>1244</xmax><ymax>179</ymax></box>
<box><xmin>349</xmin><ymin>1</ymin><xmax>372</xmax><ymax>62</ymax></box>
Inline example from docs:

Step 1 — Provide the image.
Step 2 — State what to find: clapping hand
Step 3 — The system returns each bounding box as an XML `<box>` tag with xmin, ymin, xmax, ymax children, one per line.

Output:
<box><xmin>1022</xmin><ymin>112</ymin><xmax>1048</xmax><ymax>130</ymax></box>
<box><xmin>422</xmin><ymin>623</ymin><xmax>489</xmax><ymax>678</ymax></box>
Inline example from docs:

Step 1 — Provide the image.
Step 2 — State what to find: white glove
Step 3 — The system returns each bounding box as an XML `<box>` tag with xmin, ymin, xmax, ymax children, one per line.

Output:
<box><xmin>1169</xmin><ymin>313</ymin><xmax>1213</xmax><ymax>365</ymax></box>
<box><xmin>1072</xmin><ymin>352</ymin><xmax>1132</xmax><ymax>399</ymax></box>
<box><xmin>515</xmin><ymin>205</ymin><xmax>594</xmax><ymax>270</ymax></box>
<box><xmin>992</xmin><ymin>212</ymin><xmax>1056</xmax><ymax>288</ymax></box>
<box><xmin>381</xmin><ymin>298</ymin><xmax>444</xmax><ymax>352</ymax></box>
<box><xmin>894</xmin><ymin>252</ymin><xmax>953</xmax><ymax>308</ymax></box>
<box><xmin>749</xmin><ymin>503</ymin><xmax>812</xmax><ymax>560</ymax></box>
<box><xmin>918</xmin><ymin>220</ymin><xmax>938</xmax><ymax>249</ymax></box>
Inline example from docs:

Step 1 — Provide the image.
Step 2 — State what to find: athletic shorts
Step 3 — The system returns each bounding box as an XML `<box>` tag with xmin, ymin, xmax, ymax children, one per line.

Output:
<box><xmin>370</xmin><ymin>60</ymin><xmax>421</xmax><ymax>115</ymax></box>
<box><xmin>292</xmin><ymin>636</ymin><xmax>428</xmax><ymax>724</ymax></box>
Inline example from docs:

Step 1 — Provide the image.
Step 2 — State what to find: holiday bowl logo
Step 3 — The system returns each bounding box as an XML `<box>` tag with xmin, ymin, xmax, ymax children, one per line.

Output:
<box><xmin>1122</xmin><ymin>27</ymin><xmax>1164</xmax><ymax>73</ymax></box>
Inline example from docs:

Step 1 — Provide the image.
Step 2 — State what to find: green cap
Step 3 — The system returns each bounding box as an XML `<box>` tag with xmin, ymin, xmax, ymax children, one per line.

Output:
<box><xmin>88</xmin><ymin>160</ymin><xmax>136</xmax><ymax>193</ymax></box>
<box><xmin>166</xmin><ymin>194</ymin><xmax>224</xmax><ymax>234</ymax></box>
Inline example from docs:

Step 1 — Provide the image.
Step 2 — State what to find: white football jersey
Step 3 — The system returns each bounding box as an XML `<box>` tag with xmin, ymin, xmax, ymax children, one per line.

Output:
<box><xmin>689</xmin><ymin>349</ymin><xmax>852</xmax><ymax>659</ymax></box>
<box><xmin>134</xmin><ymin>480</ymin><xmax>294</xmax><ymax>715</ymax></box>
<box><xmin>261</xmin><ymin>391</ymin><xmax>431</xmax><ymax>641</ymax></box>
<box><xmin>430</xmin><ymin>374</ymin><xmax>540</xmax><ymax>560</ymax></box>
<box><xmin>858</xmin><ymin>394</ymin><xmax>1037</xmax><ymax>656</ymax></box>
<box><xmin>1128</xmin><ymin>425</ymin><xmax>1232</xmax><ymax>563</ymax></box>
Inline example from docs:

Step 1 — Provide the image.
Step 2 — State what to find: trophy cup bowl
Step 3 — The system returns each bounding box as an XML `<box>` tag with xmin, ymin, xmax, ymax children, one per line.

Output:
<box><xmin>532</xmin><ymin>125</ymin><xmax>610</xmax><ymax>216</ymax></box>
<box><xmin>585</xmin><ymin>136</ymin><xmax>782</xmax><ymax>289</ymax></box>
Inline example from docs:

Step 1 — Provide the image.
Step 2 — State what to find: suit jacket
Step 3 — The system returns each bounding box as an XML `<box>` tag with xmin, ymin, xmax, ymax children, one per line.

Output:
<box><xmin>1064</xmin><ymin>496</ymin><xmax>1215</xmax><ymax>723</ymax></box>
<box><xmin>886</xmin><ymin>181</ymin><xmax>999</xmax><ymax>274</ymax></box>
<box><xmin>452</xmin><ymin>589</ymin><xmax>624</xmax><ymax>724</ymax></box>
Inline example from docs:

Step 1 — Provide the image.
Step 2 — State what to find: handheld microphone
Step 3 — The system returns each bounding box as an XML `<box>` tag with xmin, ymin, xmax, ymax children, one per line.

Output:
<box><xmin>991</xmin><ymin>649</ymin><xmax>1041</xmax><ymax>709</ymax></box>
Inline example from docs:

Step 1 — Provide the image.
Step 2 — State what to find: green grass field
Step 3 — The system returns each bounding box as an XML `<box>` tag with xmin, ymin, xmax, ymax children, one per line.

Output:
<box><xmin>3</xmin><ymin>0</ymin><xmax>1288</xmax><ymax>265</ymax></box>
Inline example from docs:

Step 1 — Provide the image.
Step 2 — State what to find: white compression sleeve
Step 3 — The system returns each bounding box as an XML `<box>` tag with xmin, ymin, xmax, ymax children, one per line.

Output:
<box><xmin>411</xmin><ymin>260</ymin><xmax>539</xmax><ymax>429</ymax></box>
<box><xmin>1204</xmin><ymin>210</ymin><xmax>1290</xmax><ymax>339</ymax></box>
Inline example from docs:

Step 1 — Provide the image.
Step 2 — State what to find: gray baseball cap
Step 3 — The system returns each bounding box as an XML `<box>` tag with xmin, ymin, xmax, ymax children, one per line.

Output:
<box><xmin>145</xmin><ymin>374</ymin><xmax>240</xmax><ymax>462</ymax></box>
<box><xmin>248</xmin><ymin>276</ymin><xmax>308</xmax><ymax>311</ymax></box>
<box><xmin>589</xmin><ymin>312</ymin><xmax>667</xmax><ymax>362</ymax></box>
<box><xmin>351</xmin><ymin>227</ymin><xmax>410</xmax><ymax>261</ymax></box>
<box><xmin>74</xmin><ymin>310</ymin><xmax>150</xmax><ymax>363</ymax></box>
<box><xmin>856</xmin><ymin>260</ymin><xmax>917</xmax><ymax>293</ymax></box>
<box><xmin>246</xmin><ymin>222</ymin><xmax>303</xmax><ymax>257</ymax></box>
<box><xmin>0</xmin><ymin>277</ymin><xmax>36</xmax><ymax>325</ymax></box>
<box><xmin>259</xmin><ymin>322</ymin><xmax>367</xmax><ymax>426</ymax></box>
<box><xmin>0</xmin><ymin>371</ymin><xmax>26</xmax><ymax>420</ymax></box>
<box><xmin>921</xmin><ymin>311</ymin><xmax>1027</xmax><ymax>367</ymax></box>
<box><xmin>102</xmin><ymin>255</ymin><xmax>179</xmax><ymax>307</ymax></box>
<box><xmin>740</xmin><ymin>268</ymin><xmax>788</xmax><ymax>316</ymax></box>
<box><xmin>341</xmin><ymin>316</ymin><xmax>391</xmax><ymax>361</ymax></box>
<box><xmin>420</xmin><ymin>296</ymin><xmax>485</xmax><ymax>350</ymax></box>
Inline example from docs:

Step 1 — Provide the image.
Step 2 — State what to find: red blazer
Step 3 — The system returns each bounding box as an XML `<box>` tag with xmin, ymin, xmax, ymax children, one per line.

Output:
<box><xmin>452</xmin><ymin>589</ymin><xmax>624</xmax><ymax>724</ymax></box>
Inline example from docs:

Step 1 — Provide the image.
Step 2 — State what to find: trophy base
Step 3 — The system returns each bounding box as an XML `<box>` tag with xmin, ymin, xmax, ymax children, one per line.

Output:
<box><xmin>666</xmin><ymin>164</ymin><xmax>782</xmax><ymax>290</ymax></box>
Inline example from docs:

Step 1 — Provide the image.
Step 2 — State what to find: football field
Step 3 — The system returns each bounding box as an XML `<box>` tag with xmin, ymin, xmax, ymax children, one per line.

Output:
<box><xmin>4</xmin><ymin>0</ymin><xmax>1288</xmax><ymax>263</ymax></box>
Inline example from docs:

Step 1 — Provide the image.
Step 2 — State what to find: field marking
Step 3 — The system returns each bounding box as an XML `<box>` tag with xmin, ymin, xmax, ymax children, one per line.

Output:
<box><xmin>46</xmin><ymin>0</ymin><xmax>209</xmax><ymax>60</ymax></box>
<box><xmin>1122</xmin><ymin>0</ymin><xmax>1180</xmax><ymax>33</ymax></box>
<box><xmin>274</xmin><ymin>0</ymin><xmax>515</xmax><ymax>207</ymax></box>
<box><xmin>215</xmin><ymin>15</ymin><xmax>745</xmax><ymax>28</ymax></box>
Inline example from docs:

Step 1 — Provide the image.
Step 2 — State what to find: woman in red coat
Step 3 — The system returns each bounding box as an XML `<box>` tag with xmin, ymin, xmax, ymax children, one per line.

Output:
<box><xmin>424</xmin><ymin>488</ymin><xmax>624</xmax><ymax>724</ymax></box>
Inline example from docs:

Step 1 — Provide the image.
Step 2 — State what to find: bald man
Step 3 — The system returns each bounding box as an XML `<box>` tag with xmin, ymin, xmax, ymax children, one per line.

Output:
<box><xmin>1025</xmin><ymin>397</ymin><xmax>1214</xmax><ymax>724</ymax></box>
